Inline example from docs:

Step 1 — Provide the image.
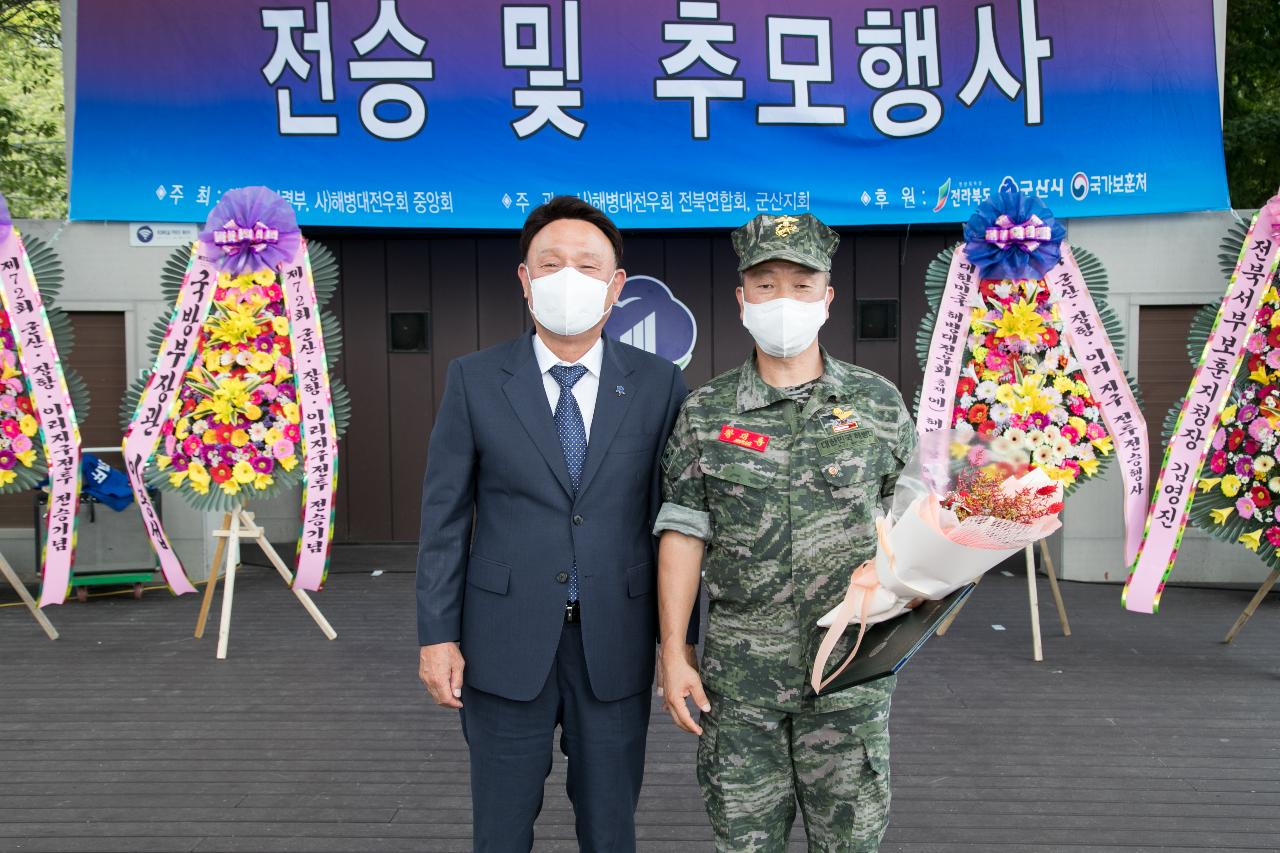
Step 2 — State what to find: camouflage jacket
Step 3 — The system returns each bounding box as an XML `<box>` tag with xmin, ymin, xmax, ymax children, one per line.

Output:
<box><xmin>655</xmin><ymin>349</ymin><xmax>915</xmax><ymax>713</ymax></box>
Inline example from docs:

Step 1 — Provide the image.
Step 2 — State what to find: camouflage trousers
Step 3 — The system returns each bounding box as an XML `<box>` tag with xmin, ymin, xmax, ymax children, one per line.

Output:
<box><xmin>697</xmin><ymin>692</ymin><xmax>891</xmax><ymax>853</ymax></box>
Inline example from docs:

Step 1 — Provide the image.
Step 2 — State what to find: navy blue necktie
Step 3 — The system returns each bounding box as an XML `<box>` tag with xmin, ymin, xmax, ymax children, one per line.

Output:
<box><xmin>550</xmin><ymin>364</ymin><xmax>588</xmax><ymax>602</ymax></box>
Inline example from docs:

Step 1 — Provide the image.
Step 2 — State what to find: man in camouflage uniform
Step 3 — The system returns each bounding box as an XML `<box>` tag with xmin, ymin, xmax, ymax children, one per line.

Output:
<box><xmin>654</xmin><ymin>213</ymin><xmax>915</xmax><ymax>852</ymax></box>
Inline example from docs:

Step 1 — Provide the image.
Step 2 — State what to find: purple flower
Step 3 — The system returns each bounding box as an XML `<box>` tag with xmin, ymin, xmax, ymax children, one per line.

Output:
<box><xmin>963</xmin><ymin>189</ymin><xmax>1066</xmax><ymax>281</ymax></box>
<box><xmin>254</xmin><ymin>335</ymin><xmax>274</xmax><ymax>353</ymax></box>
<box><xmin>251</xmin><ymin>456</ymin><xmax>275</xmax><ymax>474</ymax></box>
<box><xmin>0</xmin><ymin>450</ymin><xmax>16</xmax><ymax>470</ymax></box>
<box><xmin>1235</xmin><ymin>457</ymin><xmax>1254</xmax><ymax>476</ymax></box>
<box><xmin>1029</xmin><ymin>412</ymin><xmax>1050</xmax><ymax>429</ymax></box>
<box><xmin>197</xmin><ymin>187</ymin><xmax>302</xmax><ymax>276</ymax></box>
<box><xmin>1239</xmin><ymin>405</ymin><xmax>1258</xmax><ymax>423</ymax></box>
<box><xmin>171</xmin><ymin>455</ymin><xmax>190</xmax><ymax>471</ymax></box>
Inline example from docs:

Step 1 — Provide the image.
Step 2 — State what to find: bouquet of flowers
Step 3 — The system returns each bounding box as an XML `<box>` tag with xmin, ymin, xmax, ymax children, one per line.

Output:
<box><xmin>812</xmin><ymin>429</ymin><xmax>1063</xmax><ymax>692</ymax></box>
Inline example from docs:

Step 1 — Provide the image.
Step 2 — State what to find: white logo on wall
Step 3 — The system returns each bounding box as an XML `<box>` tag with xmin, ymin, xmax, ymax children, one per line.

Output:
<box><xmin>605</xmin><ymin>275</ymin><xmax>698</xmax><ymax>369</ymax></box>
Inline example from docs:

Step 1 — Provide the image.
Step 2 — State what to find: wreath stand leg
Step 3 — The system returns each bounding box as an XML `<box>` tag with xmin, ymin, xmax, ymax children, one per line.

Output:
<box><xmin>0</xmin><ymin>549</ymin><xmax>57</xmax><ymax>640</ymax></box>
<box><xmin>1222</xmin><ymin>568</ymin><xmax>1280</xmax><ymax>645</ymax></box>
<box><xmin>1038</xmin><ymin>538</ymin><xmax>1071</xmax><ymax>637</ymax></box>
<box><xmin>193</xmin><ymin>511</ymin><xmax>233</xmax><ymax>639</ymax></box>
<box><xmin>935</xmin><ymin>575</ymin><xmax>980</xmax><ymax>637</ymax></box>
<box><xmin>209</xmin><ymin>506</ymin><xmax>336</xmax><ymax>660</ymax></box>
<box><xmin>1025</xmin><ymin>543</ymin><xmax>1043</xmax><ymax>662</ymax></box>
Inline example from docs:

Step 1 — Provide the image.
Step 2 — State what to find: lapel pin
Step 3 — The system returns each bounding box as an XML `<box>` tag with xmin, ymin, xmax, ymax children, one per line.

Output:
<box><xmin>615</xmin><ymin>385</ymin><xmax>626</xmax><ymax>396</ymax></box>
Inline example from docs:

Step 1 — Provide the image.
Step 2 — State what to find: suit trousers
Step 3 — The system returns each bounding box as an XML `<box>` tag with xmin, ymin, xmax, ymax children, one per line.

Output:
<box><xmin>460</xmin><ymin>620</ymin><xmax>652</xmax><ymax>853</ymax></box>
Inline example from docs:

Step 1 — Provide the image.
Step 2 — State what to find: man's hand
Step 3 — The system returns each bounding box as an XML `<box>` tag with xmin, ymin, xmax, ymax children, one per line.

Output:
<box><xmin>419</xmin><ymin>642</ymin><xmax>465</xmax><ymax>709</ymax></box>
<box><xmin>660</xmin><ymin>644</ymin><xmax>710</xmax><ymax>735</ymax></box>
<box><xmin>655</xmin><ymin>644</ymin><xmax>697</xmax><ymax>697</ymax></box>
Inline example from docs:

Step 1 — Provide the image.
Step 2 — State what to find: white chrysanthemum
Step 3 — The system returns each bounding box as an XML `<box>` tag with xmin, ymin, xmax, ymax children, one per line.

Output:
<box><xmin>1049</xmin><ymin>407</ymin><xmax>1069</xmax><ymax>424</ymax></box>
<box><xmin>954</xmin><ymin>421</ymin><xmax>975</xmax><ymax>438</ymax></box>
<box><xmin>975</xmin><ymin>380</ymin><xmax>999</xmax><ymax>401</ymax></box>
<box><xmin>1033</xmin><ymin>446</ymin><xmax>1056</xmax><ymax>466</ymax></box>
<box><xmin>1026</xmin><ymin>429</ymin><xmax>1047</xmax><ymax>447</ymax></box>
<box><xmin>959</xmin><ymin>393</ymin><xmax>975</xmax><ymax>408</ymax></box>
<box><xmin>990</xmin><ymin>403</ymin><xmax>1012</xmax><ymax>424</ymax></box>
<box><xmin>192</xmin><ymin>420</ymin><xmax>208</xmax><ymax>435</ymax></box>
<box><xmin>1043</xmin><ymin>388</ymin><xmax>1063</xmax><ymax>406</ymax></box>
<box><xmin>1004</xmin><ymin>427</ymin><xmax>1028</xmax><ymax>448</ymax></box>
<box><xmin>1052</xmin><ymin>437</ymin><xmax>1073</xmax><ymax>457</ymax></box>
<box><xmin>1084</xmin><ymin>406</ymin><xmax>1100</xmax><ymax>420</ymax></box>
<box><xmin>1043</xmin><ymin>425</ymin><xmax>1061</xmax><ymax>441</ymax></box>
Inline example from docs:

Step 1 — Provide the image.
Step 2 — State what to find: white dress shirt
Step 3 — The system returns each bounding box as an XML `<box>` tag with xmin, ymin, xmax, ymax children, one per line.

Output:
<box><xmin>532</xmin><ymin>334</ymin><xmax>603</xmax><ymax>440</ymax></box>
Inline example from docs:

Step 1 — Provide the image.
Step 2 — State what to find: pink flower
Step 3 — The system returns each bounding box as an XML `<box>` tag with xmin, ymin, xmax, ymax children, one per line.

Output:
<box><xmin>1267</xmin><ymin>527</ymin><xmax>1280</xmax><ymax>548</ymax></box>
<box><xmin>1086</xmin><ymin>423</ymin><xmax>1107</xmax><ymax>441</ymax></box>
<box><xmin>10</xmin><ymin>434</ymin><xmax>31</xmax><ymax>453</ymax></box>
<box><xmin>1068</xmin><ymin>398</ymin><xmax>1086</xmax><ymax>416</ymax></box>
<box><xmin>0</xmin><ymin>420</ymin><xmax>19</xmax><ymax>439</ymax></box>
<box><xmin>1236</xmin><ymin>497</ymin><xmax>1256</xmax><ymax>519</ymax></box>
<box><xmin>1249</xmin><ymin>418</ymin><xmax>1273</xmax><ymax>442</ymax></box>
<box><xmin>1247</xmin><ymin>332</ymin><xmax>1267</xmax><ymax>353</ymax></box>
<box><xmin>1212</xmin><ymin>429</ymin><xmax>1226</xmax><ymax>450</ymax></box>
<box><xmin>1060</xmin><ymin>425</ymin><xmax>1080</xmax><ymax>443</ymax></box>
<box><xmin>4</xmin><ymin>378</ymin><xmax>21</xmax><ymax>395</ymax></box>
<box><xmin>1209</xmin><ymin>450</ymin><xmax>1227</xmax><ymax>474</ymax></box>
<box><xmin>984</xmin><ymin>351</ymin><xmax>1010</xmax><ymax>371</ymax></box>
<box><xmin>1062</xmin><ymin>459</ymin><xmax>1081</xmax><ymax>475</ymax></box>
<box><xmin>283</xmin><ymin>423</ymin><xmax>301</xmax><ymax>442</ymax></box>
<box><xmin>272</xmin><ymin>439</ymin><xmax>295</xmax><ymax>460</ymax></box>
<box><xmin>182</xmin><ymin>436</ymin><xmax>202</xmax><ymax>456</ymax></box>
<box><xmin>164</xmin><ymin>435</ymin><xmax>176</xmax><ymax>455</ymax></box>
<box><xmin>0</xmin><ymin>396</ymin><xmax>15</xmax><ymax>414</ymax></box>
<box><xmin>1267</xmin><ymin>350</ymin><xmax>1280</xmax><ymax>370</ymax></box>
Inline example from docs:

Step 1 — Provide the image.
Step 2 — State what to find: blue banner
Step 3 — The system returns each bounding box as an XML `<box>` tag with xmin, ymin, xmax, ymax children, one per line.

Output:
<box><xmin>69</xmin><ymin>0</ymin><xmax>1228</xmax><ymax>229</ymax></box>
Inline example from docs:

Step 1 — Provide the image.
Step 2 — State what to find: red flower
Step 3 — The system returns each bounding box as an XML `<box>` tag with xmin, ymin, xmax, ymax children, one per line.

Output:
<box><xmin>1228</xmin><ymin>429</ymin><xmax>1245</xmax><ymax>450</ymax></box>
<box><xmin>16</xmin><ymin>397</ymin><xmax>32</xmax><ymax>415</ymax></box>
<box><xmin>1267</xmin><ymin>527</ymin><xmax>1280</xmax><ymax>548</ymax></box>
<box><xmin>213</xmin><ymin>424</ymin><xmax>234</xmax><ymax>443</ymax></box>
<box><xmin>957</xmin><ymin>377</ymin><xmax>977</xmax><ymax>396</ymax></box>
<box><xmin>1249</xmin><ymin>353</ymin><xmax>1264</xmax><ymax>374</ymax></box>
<box><xmin>1041</xmin><ymin>328</ymin><xmax>1059</xmax><ymax>347</ymax></box>
<box><xmin>210</xmin><ymin>464</ymin><xmax>232</xmax><ymax>484</ymax></box>
<box><xmin>984</xmin><ymin>332</ymin><xmax>999</xmax><ymax>350</ymax></box>
<box><xmin>1251</xmin><ymin>486</ymin><xmax>1272</xmax><ymax>509</ymax></box>
<box><xmin>967</xmin><ymin>404</ymin><xmax>989</xmax><ymax>424</ymax></box>
<box><xmin>976</xmin><ymin>420</ymin><xmax>997</xmax><ymax>436</ymax></box>
<box><xmin>1269</xmin><ymin>328</ymin><xmax>1280</xmax><ymax>349</ymax></box>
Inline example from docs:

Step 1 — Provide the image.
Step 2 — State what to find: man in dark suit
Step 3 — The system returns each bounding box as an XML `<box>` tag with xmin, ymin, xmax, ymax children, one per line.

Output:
<box><xmin>416</xmin><ymin>196</ymin><xmax>693</xmax><ymax>852</ymax></box>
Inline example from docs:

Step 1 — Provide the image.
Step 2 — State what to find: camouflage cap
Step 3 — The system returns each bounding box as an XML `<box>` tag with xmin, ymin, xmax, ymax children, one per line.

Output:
<box><xmin>731</xmin><ymin>213</ymin><xmax>840</xmax><ymax>273</ymax></box>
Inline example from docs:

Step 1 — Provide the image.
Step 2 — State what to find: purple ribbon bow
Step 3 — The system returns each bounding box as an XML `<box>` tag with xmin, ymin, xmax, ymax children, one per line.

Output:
<box><xmin>198</xmin><ymin>186</ymin><xmax>302</xmax><ymax>275</ymax></box>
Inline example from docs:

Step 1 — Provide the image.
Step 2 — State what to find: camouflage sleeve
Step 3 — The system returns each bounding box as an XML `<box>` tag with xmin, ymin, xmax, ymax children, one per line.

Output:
<box><xmin>881</xmin><ymin>388</ymin><xmax>916</xmax><ymax>504</ymax></box>
<box><xmin>653</xmin><ymin>403</ymin><xmax>711</xmax><ymax>540</ymax></box>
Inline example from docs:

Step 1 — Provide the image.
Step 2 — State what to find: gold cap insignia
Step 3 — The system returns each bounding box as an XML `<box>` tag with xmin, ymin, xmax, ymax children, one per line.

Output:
<box><xmin>774</xmin><ymin>215</ymin><xmax>799</xmax><ymax>238</ymax></box>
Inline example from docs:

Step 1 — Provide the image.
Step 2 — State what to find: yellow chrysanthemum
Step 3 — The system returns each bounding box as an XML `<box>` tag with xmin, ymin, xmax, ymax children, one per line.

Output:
<box><xmin>271</xmin><ymin>315</ymin><xmax>290</xmax><ymax>335</ymax></box>
<box><xmin>1053</xmin><ymin>376</ymin><xmax>1076</xmax><ymax>394</ymax></box>
<box><xmin>1221</xmin><ymin>404</ymin><xmax>1238</xmax><ymax>425</ymax></box>
<box><xmin>993</xmin><ymin>300</ymin><xmax>1046</xmax><ymax>342</ymax></box>
<box><xmin>1068</xmin><ymin>416</ymin><xmax>1088</xmax><ymax>436</ymax></box>
<box><xmin>1221</xmin><ymin>474</ymin><xmax>1243</xmax><ymax>497</ymax></box>
<box><xmin>1239</xmin><ymin>529</ymin><xmax>1263</xmax><ymax>552</ymax></box>
<box><xmin>283</xmin><ymin>402</ymin><xmax>301</xmax><ymax>424</ymax></box>
<box><xmin>230</xmin><ymin>429</ymin><xmax>250</xmax><ymax>447</ymax></box>
<box><xmin>1073</xmin><ymin>380</ymin><xmax>1090</xmax><ymax>397</ymax></box>
<box><xmin>244</xmin><ymin>403</ymin><xmax>263</xmax><ymax>422</ymax></box>
<box><xmin>264</xmin><ymin>428</ymin><xmax>284</xmax><ymax>446</ymax></box>
<box><xmin>250</xmin><ymin>351</ymin><xmax>276</xmax><ymax>373</ymax></box>
<box><xmin>232</xmin><ymin>461</ymin><xmax>256</xmax><ymax>484</ymax></box>
<box><xmin>18</xmin><ymin>415</ymin><xmax>37</xmax><ymax>437</ymax></box>
<box><xmin>1209</xmin><ymin>507</ymin><xmax>1234</xmax><ymax>525</ymax></box>
<box><xmin>175</xmin><ymin>418</ymin><xmax>190</xmax><ymax>440</ymax></box>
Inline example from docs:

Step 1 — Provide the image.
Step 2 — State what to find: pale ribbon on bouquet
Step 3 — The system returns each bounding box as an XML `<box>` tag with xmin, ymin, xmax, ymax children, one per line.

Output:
<box><xmin>810</xmin><ymin>517</ymin><xmax>893</xmax><ymax>694</ymax></box>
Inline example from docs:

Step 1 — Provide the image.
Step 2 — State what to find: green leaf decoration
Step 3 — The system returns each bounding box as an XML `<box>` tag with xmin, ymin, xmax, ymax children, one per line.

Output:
<box><xmin>913</xmin><ymin>241</ymin><xmax>1140</xmax><ymax>498</ymax></box>
<box><xmin>120</xmin><ymin>240</ymin><xmax>347</xmax><ymax>512</ymax></box>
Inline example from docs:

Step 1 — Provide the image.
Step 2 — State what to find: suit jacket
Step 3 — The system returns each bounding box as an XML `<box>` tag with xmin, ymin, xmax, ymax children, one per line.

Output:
<box><xmin>416</xmin><ymin>331</ymin><xmax>689</xmax><ymax>702</ymax></box>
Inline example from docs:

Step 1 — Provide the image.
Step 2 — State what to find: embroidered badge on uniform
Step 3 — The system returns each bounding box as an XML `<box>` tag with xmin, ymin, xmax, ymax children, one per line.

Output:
<box><xmin>718</xmin><ymin>424</ymin><xmax>770</xmax><ymax>452</ymax></box>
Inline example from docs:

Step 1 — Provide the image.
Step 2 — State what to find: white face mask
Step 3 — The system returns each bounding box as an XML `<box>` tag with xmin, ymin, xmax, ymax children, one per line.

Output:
<box><xmin>740</xmin><ymin>291</ymin><xmax>830</xmax><ymax>358</ymax></box>
<box><xmin>526</xmin><ymin>266</ymin><xmax>611</xmax><ymax>337</ymax></box>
